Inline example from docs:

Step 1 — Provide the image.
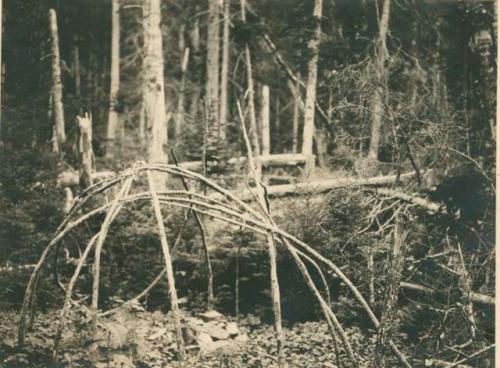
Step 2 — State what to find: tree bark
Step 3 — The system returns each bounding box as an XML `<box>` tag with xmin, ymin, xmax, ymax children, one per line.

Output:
<box><xmin>106</xmin><ymin>0</ymin><xmax>121</xmax><ymax>158</ymax></box>
<box><xmin>188</xmin><ymin>10</ymin><xmax>201</xmax><ymax>125</ymax></box>
<box><xmin>143</xmin><ymin>0</ymin><xmax>168</xmax><ymax>190</ymax></box>
<box><xmin>206</xmin><ymin>0</ymin><xmax>220</xmax><ymax>140</ymax></box>
<box><xmin>240</xmin><ymin>0</ymin><xmax>261</xmax><ymax>177</ymax></box>
<box><xmin>49</xmin><ymin>9</ymin><xmax>65</xmax><ymax>148</ymax></box>
<box><xmin>175</xmin><ymin>24</ymin><xmax>189</xmax><ymax>143</ymax></box>
<box><xmin>302</xmin><ymin>0</ymin><xmax>323</xmax><ymax>174</ymax></box>
<box><xmin>288</xmin><ymin>78</ymin><xmax>301</xmax><ymax>153</ymax></box>
<box><xmin>367</xmin><ymin>0</ymin><xmax>391</xmax><ymax>164</ymax></box>
<box><xmin>71</xmin><ymin>37</ymin><xmax>81</xmax><ymax>103</ymax></box>
<box><xmin>261</xmin><ymin>85</ymin><xmax>271</xmax><ymax>155</ymax></box>
<box><xmin>77</xmin><ymin>114</ymin><xmax>94</xmax><ymax>189</ymax></box>
<box><xmin>220</xmin><ymin>0</ymin><xmax>231</xmax><ymax>140</ymax></box>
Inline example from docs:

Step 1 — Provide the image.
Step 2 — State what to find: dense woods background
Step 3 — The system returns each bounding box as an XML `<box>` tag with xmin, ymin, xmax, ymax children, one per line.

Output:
<box><xmin>0</xmin><ymin>0</ymin><xmax>496</xmax><ymax>367</ymax></box>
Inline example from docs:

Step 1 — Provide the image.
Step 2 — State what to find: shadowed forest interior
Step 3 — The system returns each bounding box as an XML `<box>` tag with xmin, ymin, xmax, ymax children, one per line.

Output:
<box><xmin>0</xmin><ymin>0</ymin><xmax>496</xmax><ymax>367</ymax></box>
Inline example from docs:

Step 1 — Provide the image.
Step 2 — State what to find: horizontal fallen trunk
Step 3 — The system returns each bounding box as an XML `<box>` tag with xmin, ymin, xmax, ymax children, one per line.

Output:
<box><xmin>226</xmin><ymin>171</ymin><xmax>419</xmax><ymax>201</ymax></box>
<box><xmin>57</xmin><ymin>154</ymin><xmax>310</xmax><ymax>187</ymax></box>
<box><xmin>401</xmin><ymin>281</ymin><xmax>494</xmax><ymax>307</ymax></box>
<box><xmin>366</xmin><ymin>187</ymin><xmax>444</xmax><ymax>214</ymax></box>
<box><xmin>57</xmin><ymin>170</ymin><xmax>115</xmax><ymax>187</ymax></box>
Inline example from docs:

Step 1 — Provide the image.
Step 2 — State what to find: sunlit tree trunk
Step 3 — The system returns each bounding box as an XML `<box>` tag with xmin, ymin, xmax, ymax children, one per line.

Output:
<box><xmin>77</xmin><ymin>114</ymin><xmax>93</xmax><ymax>189</ymax></box>
<box><xmin>220</xmin><ymin>0</ymin><xmax>231</xmax><ymax>140</ymax></box>
<box><xmin>143</xmin><ymin>0</ymin><xmax>168</xmax><ymax>189</ymax></box>
<box><xmin>189</xmin><ymin>11</ymin><xmax>200</xmax><ymax>124</ymax></box>
<box><xmin>49</xmin><ymin>9</ymin><xmax>65</xmax><ymax>149</ymax></box>
<box><xmin>106</xmin><ymin>0</ymin><xmax>120</xmax><ymax>158</ymax></box>
<box><xmin>367</xmin><ymin>0</ymin><xmax>390</xmax><ymax>164</ymax></box>
<box><xmin>261</xmin><ymin>85</ymin><xmax>270</xmax><ymax>155</ymax></box>
<box><xmin>302</xmin><ymin>0</ymin><xmax>323</xmax><ymax>174</ymax></box>
<box><xmin>71</xmin><ymin>37</ymin><xmax>81</xmax><ymax>104</ymax></box>
<box><xmin>175</xmin><ymin>24</ymin><xmax>189</xmax><ymax>142</ymax></box>
<box><xmin>240</xmin><ymin>0</ymin><xmax>261</xmax><ymax>177</ymax></box>
<box><xmin>0</xmin><ymin>0</ymin><xmax>2</xmax><ymax>121</ymax></box>
<box><xmin>288</xmin><ymin>77</ymin><xmax>301</xmax><ymax>153</ymax></box>
<box><xmin>206</xmin><ymin>0</ymin><xmax>220</xmax><ymax>141</ymax></box>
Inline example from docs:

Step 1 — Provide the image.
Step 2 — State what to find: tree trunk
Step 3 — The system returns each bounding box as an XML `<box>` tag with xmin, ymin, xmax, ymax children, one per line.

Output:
<box><xmin>77</xmin><ymin>114</ymin><xmax>93</xmax><ymax>189</ymax></box>
<box><xmin>71</xmin><ymin>37</ymin><xmax>81</xmax><ymax>104</ymax></box>
<box><xmin>175</xmin><ymin>24</ymin><xmax>189</xmax><ymax>143</ymax></box>
<box><xmin>206</xmin><ymin>0</ymin><xmax>220</xmax><ymax>141</ymax></box>
<box><xmin>220</xmin><ymin>0</ymin><xmax>231</xmax><ymax>140</ymax></box>
<box><xmin>240</xmin><ymin>0</ymin><xmax>261</xmax><ymax>177</ymax></box>
<box><xmin>371</xmin><ymin>214</ymin><xmax>406</xmax><ymax>367</ymax></box>
<box><xmin>143</xmin><ymin>0</ymin><xmax>168</xmax><ymax>189</ymax></box>
<box><xmin>106</xmin><ymin>0</ymin><xmax>121</xmax><ymax>158</ymax></box>
<box><xmin>188</xmin><ymin>10</ymin><xmax>200</xmax><ymax>126</ymax></box>
<box><xmin>302</xmin><ymin>0</ymin><xmax>323</xmax><ymax>174</ymax></box>
<box><xmin>49</xmin><ymin>9</ymin><xmax>65</xmax><ymax>148</ymax></box>
<box><xmin>288</xmin><ymin>78</ymin><xmax>301</xmax><ymax>153</ymax></box>
<box><xmin>261</xmin><ymin>85</ymin><xmax>271</xmax><ymax>155</ymax></box>
<box><xmin>0</xmin><ymin>0</ymin><xmax>2</xmax><ymax>122</ymax></box>
<box><xmin>367</xmin><ymin>0</ymin><xmax>391</xmax><ymax>164</ymax></box>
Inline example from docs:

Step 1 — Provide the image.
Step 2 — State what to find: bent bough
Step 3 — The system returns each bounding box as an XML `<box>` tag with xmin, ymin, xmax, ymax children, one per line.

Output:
<box><xmin>17</xmin><ymin>163</ymin><xmax>412</xmax><ymax>368</ymax></box>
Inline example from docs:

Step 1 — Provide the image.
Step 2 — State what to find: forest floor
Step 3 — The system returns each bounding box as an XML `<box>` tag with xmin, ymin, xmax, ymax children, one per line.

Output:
<box><xmin>0</xmin><ymin>306</ymin><xmax>379</xmax><ymax>368</ymax></box>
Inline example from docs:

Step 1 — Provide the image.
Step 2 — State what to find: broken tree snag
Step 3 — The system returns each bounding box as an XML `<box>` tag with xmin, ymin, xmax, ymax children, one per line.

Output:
<box><xmin>261</xmin><ymin>85</ymin><xmax>271</xmax><ymax>156</ymax></box>
<box><xmin>49</xmin><ymin>9</ymin><xmax>65</xmax><ymax>148</ymax></box>
<box><xmin>146</xmin><ymin>170</ymin><xmax>186</xmax><ymax>364</ymax></box>
<box><xmin>77</xmin><ymin>114</ymin><xmax>94</xmax><ymax>189</ymax></box>
<box><xmin>371</xmin><ymin>214</ymin><xmax>407</xmax><ymax>367</ymax></box>
<box><xmin>302</xmin><ymin>0</ymin><xmax>323</xmax><ymax>175</ymax></box>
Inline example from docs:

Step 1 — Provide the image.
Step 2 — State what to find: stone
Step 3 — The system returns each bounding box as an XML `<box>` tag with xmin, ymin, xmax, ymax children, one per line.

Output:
<box><xmin>201</xmin><ymin>340</ymin><xmax>232</xmax><ymax>355</ymax></box>
<box><xmin>207</xmin><ymin>323</ymin><xmax>230</xmax><ymax>340</ymax></box>
<box><xmin>226</xmin><ymin>322</ymin><xmax>239</xmax><ymax>336</ymax></box>
<box><xmin>196</xmin><ymin>332</ymin><xmax>214</xmax><ymax>351</ymax></box>
<box><xmin>235</xmin><ymin>333</ymin><xmax>248</xmax><ymax>343</ymax></box>
<box><xmin>199</xmin><ymin>310</ymin><xmax>224</xmax><ymax>321</ymax></box>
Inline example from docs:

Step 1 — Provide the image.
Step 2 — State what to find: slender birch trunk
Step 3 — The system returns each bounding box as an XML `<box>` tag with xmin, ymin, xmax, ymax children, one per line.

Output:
<box><xmin>261</xmin><ymin>85</ymin><xmax>271</xmax><ymax>155</ymax></box>
<box><xmin>143</xmin><ymin>0</ymin><xmax>168</xmax><ymax>190</ymax></box>
<box><xmin>206</xmin><ymin>0</ymin><xmax>220</xmax><ymax>140</ymax></box>
<box><xmin>175</xmin><ymin>24</ymin><xmax>189</xmax><ymax>142</ymax></box>
<box><xmin>49</xmin><ymin>9</ymin><xmax>65</xmax><ymax>148</ymax></box>
<box><xmin>0</xmin><ymin>0</ymin><xmax>2</xmax><ymax>122</ymax></box>
<box><xmin>367</xmin><ymin>0</ymin><xmax>390</xmax><ymax>164</ymax></box>
<box><xmin>71</xmin><ymin>37</ymin><xmax>81</xmax><ymax>103</ymax></box>
<box><xmin>220</xmin><ymin>0</ymin><xmax>231</xmax><ymax>140</ymax></box>
<box><xmin>106</xmin><ymin>0</ymin><xmax>121</xmax><ymax>158</ymax></box>
<box><xmin>189</xmin><ymin>11</ymin><xmax>201</xmax><ymax>124</ymax></box>
<box><xmin>302</xmin><ymin>0</ymin><xmax>323</xmax><ymax>174</ymax></box>
<box><xmin>288</xmin><ymin>78</ymin><xmax>301</xmax><ymax>153</ymax></box>
<box><xmin>240</xmin><ymin>0</ymin><xmax>261</xmax><ymax>177</ymax></box>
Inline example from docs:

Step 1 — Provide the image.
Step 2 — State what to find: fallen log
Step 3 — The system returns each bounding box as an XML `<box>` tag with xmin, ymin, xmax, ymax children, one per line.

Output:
<box><xmin>366</xmin><ymin>187</ymin><xmax>444</xmax><ymax>214</ymax></box>
<box><xmin>226</xmin><ymin>171</ymin><xmax>419</xmax><ymax>201</ymax></box>
<box><xmin>57</xmin><ymin>154</ymin><xmax>309</xmax><ymax>187</ymax></box>
<box><xmin>401</xmin><ymin>281</ymin><xmax>494</xmax><ymax>307</ymax></box>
